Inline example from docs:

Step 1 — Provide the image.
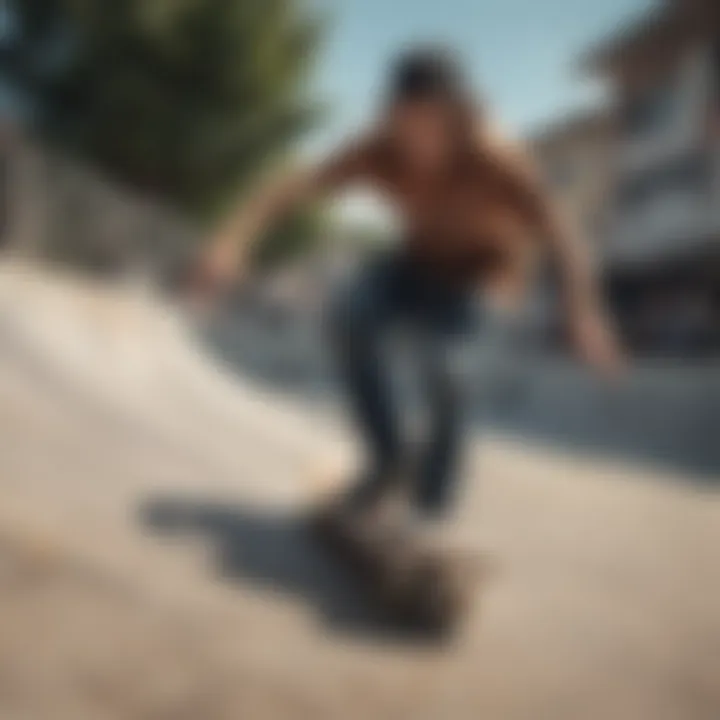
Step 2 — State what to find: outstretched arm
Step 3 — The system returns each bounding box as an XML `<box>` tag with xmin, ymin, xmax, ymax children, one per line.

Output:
<box><xmin>192</xmin><ymin>137</ymin><xmax>375</xmax><ymax>298</ymax></box>
<box><xmin>483</xmin><ymin>130</ymin><xmax>623</xmax><ymax>374</ymax></box>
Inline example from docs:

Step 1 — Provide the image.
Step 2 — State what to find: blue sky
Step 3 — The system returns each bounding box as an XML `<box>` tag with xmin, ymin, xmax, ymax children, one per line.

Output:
<box><xmin>306</xmin><ymin>0</ymin><xmax>654</xmax><ymax>154</ymax></box>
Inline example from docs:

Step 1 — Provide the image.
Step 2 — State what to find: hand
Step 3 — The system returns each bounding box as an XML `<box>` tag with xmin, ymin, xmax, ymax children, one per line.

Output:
<box><xmin>186</xmin><ymin>237</ymin><xmax>243</xmax><ymax>313</ymax></box>
<box><xmin>569</xmin><ymin>306</ymin><xmax>625</xmax><ymax>379</ymax></box>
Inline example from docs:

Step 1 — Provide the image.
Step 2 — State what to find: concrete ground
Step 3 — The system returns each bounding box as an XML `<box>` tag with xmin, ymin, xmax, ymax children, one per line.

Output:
<box><xmin>0</xmin><ymin>263</ymin><xmax>718</xmax><ymax>720</ymax></box>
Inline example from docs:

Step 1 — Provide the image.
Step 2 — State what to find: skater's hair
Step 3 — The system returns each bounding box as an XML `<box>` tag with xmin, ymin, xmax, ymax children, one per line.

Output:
<box><xmin>388</xmin><ymin>46</ymin><xmax>469</xmax><ymax>105</ymax></box>
<box><xmin>381</xmin><ymin>45</ymin><xmax>485</xmax><ymax>165</ymax></box>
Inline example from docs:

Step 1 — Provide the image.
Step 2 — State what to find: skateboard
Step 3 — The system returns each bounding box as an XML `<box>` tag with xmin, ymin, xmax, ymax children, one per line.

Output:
<box><xmin>308</xmin><ymin>498</ymin><xmax>483</xmax><ymax>637</ymax></box>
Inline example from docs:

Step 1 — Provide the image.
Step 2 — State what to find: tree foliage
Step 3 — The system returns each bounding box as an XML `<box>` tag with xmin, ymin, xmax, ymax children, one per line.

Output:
<box><xmin>6</xmin><ymin>0</ymin><xmax>325</xmax><ymax>223</ymax></box>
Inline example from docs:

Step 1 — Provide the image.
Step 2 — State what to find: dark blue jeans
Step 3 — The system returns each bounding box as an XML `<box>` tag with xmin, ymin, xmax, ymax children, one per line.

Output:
<box><xmin>328</xmin><ymin>251</ymin><xmax>479</xmax><ymax>518</ymax></box>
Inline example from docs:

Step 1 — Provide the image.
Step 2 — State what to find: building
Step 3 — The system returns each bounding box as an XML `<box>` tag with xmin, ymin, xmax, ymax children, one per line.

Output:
<box><xmin>530</xmin><ymin>110</ymin><xmax>613</xmax><ymax>246</ymax></box>
<box><xmin>582</xmin><ymin>0</ymin><xmax>720</xmax><ymax>356</ymax></box>
<box><xmin>527</xmin><ymin>110</ymin><xmax>613</xmax><ymax>348</ymax></box>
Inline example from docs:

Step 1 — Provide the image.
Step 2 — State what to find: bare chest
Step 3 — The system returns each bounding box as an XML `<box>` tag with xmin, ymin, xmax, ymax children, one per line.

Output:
<box><xmin>377</xmin><ymin>170</ymin><xmax>519</xmax><ymax>244</ymax></box>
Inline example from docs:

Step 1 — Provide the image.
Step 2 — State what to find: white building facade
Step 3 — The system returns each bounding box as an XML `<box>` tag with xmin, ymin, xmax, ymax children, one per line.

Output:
<box><xmin>585</xmin><ymin>0</ymin><xmax>720</xmax><ymax>356</ymax></box>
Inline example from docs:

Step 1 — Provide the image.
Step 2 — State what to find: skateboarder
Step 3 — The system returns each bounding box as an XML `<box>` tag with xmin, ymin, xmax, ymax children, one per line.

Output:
<box><xmin>192</xmin><ymin>46</ymin><xmax>622</xmax><ymax>552</ymax></box>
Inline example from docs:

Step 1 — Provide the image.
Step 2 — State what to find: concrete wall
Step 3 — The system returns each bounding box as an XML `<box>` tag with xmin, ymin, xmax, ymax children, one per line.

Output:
<box><xmin>1</xmin><ymin>133</ymin><xmax>198</xmax><ymax>281</ymax></box>
<box><xmin>200</xmin><ymin>308</ymin><xmax>720</xmax><ymax>482</ymax></box>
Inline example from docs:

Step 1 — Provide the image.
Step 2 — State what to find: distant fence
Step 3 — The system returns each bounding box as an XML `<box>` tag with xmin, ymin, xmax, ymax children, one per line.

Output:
<box><xmin>1</xmin><ymin>131</ymin><xmax>198</xmax><ymax>285</ymax></box>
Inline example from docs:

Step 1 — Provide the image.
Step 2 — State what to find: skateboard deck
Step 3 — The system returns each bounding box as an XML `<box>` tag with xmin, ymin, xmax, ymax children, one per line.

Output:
<box><xmin>307</xmin><ymin>498</ymin><xmax>483</xmax><ymax>636</ymax></box>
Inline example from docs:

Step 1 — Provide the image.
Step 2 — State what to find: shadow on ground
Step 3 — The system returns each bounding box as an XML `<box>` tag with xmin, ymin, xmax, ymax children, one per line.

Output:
<box><xmin>139</xmin><ymin>496</ymin><xmax>446</xmax><ymax>645</ymax></box>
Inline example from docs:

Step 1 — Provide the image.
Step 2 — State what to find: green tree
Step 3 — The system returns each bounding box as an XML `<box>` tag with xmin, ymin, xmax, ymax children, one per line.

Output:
<box><xmin>6</xmin><ymin>0</ymin><xmax>325</xmax><ymax>227</ymax></box>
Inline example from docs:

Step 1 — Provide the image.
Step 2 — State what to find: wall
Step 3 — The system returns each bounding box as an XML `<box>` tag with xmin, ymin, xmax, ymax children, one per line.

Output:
<box><xmin>1</xmin><ymin>132</ymin><xmax>198</xmax><ymax>283</ymax></box>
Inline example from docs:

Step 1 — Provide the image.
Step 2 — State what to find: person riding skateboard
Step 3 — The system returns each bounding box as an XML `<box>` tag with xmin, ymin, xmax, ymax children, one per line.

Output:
<box><xmin>191</xmin><ymin>45</ymin><xmax>623</xmax><ymax>552</ymax></box>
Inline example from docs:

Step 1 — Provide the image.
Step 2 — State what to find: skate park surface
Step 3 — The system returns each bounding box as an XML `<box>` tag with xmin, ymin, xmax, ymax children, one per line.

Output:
<box><xmin>0</xmin><ymin>261</ymin><xmax>718</xmax><ymax>720</ymax></box>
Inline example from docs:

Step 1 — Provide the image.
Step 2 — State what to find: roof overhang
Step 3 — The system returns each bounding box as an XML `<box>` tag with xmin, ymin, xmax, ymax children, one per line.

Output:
<box><xmin>579</xmin><ymin>2</ymin><xmax>697</xmax><ymax>76</ymax></box>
